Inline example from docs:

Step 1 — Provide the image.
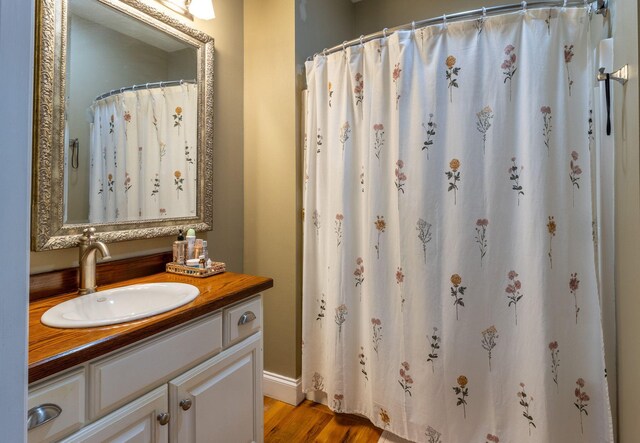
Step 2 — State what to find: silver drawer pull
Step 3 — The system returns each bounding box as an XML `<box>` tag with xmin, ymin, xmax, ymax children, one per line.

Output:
<box><xmin>179</xmin><ymin>398</ymin><xmax>192</xmax><ymax>411</ymax></box>
<box><xmin>238</xmin><ymin>311</ymin><xmax>256</xmax><ymax>326</ymax></box>
<box><xmin>27</xmin><ymin>403</ymin><xmax>62</xmax><ymax>430</ymax></box>
<box><xmin>157</xmin><ymin>412</ymin><xmax>170</xmax><ymax>426</ymax></box>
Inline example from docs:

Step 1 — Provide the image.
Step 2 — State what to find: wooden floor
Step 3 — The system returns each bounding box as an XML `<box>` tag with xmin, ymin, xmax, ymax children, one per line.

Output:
<box><xmin>264</xmin><ymin>397</ymin><xmax>383</xmax><ymax>443</ymax></box>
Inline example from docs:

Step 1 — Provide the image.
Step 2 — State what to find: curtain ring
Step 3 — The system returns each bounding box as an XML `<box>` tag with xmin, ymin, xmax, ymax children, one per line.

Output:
<box><xmin>442</xmin><ymin>13</ymin><xmax>448</xmax><ymax>28</ymax></box>
<box><xmin>383</xmin><ymin>28</ymin><xmax>388</xmax><ymax>39</ymax></box>
<box><xmin>411</xmin><ymin>21</ymin><xmax>416</xmax><ymax>32</ymax></box>
<box><xmin>521</xmin><ymin>1</ymin><xmax>527</xmax><ymax>11</ymax></box>
<box><xmin>145</xmin><ymin>83</ymin><xmax>150</xmax><ymax>89</ymax></box>
<box><xmin>359</xmin><ymin>35</ymin><xmax>365</xmax><ymax>47</ymax></box>
<box><xmin>563</xmin><ymin>0</ymin><xmax>567</xmax><ymax>8</ymax></box>
<box><xmin>322</xmin><ymin>48</ymin><xmax>328</xmax><ymax>57</ymax></box>
<box><xmin>482</xmin><ymin>7</ymin><xmax>487</xmax><ymax>18</ymax></box>
<box><xmin>342</xmin><ymin>41</ymin><xmax>347</xmax><ymax>52</ymax></box>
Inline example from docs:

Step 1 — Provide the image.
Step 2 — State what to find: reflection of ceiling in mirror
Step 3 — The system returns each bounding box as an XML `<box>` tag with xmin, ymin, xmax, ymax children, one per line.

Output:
<box><xmin>69</xmin><ymin>0</ymin><xmax>192</xmax><ymax>52</ymax></box>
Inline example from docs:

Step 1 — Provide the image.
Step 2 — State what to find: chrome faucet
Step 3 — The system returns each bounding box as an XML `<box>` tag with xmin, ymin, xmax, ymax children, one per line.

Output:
<box><xmin>78</xmin><ymin>228</ymin><xmax>111</xmax><ymax>295</ymax></box>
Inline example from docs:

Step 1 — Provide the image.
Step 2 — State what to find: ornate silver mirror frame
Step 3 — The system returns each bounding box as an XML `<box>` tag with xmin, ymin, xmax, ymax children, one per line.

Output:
<box><xmin>32</xmin><ymin>0</ymin><xmax>214</xmax><ymax>251</ymax></box>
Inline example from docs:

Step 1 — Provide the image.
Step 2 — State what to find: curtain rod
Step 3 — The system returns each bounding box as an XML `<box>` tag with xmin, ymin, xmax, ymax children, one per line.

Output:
<box><xmin>95</xmin><ymin>79</ymin><xmax>196</xmax><ymax>101</ymax></box>
<box><xmin>312</xmin><ymin>0</ymin><xmax>607</xmax><ymax>60</ymax></box>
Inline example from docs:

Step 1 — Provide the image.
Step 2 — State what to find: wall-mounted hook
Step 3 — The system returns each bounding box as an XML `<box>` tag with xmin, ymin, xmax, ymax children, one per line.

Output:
<box><xmin>597</xmin><ymin>65</ymin><xmax>627</xmax><ymax>136</ymax></box>
<box><xmin>597</xmin><ymin>65</ymin><xmax>628</xmax><ymax>85</ymax></box>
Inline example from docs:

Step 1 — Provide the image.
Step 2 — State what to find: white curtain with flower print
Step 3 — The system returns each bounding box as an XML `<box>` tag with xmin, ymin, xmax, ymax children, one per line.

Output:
<box><xmin>302</xmin><ymin>6</ymin><xmax>613</xmax><ymax>443</ymax></box>
<box><xmin>89</xmin><ymin>83</ymin><xmax>197</xmax><ymax>223</ymax></box>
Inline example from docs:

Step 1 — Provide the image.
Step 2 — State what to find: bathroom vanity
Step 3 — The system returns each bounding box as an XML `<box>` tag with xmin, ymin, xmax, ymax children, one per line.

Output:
<box><xmin>28</xmin><ymin>271</ymin><xmax>272</xmax><ymax>443</ymax></box>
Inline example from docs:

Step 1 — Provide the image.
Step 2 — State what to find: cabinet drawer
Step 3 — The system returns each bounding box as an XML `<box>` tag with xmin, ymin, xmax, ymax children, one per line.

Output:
<box><xmin>28</xmin><ymin>369</ymin><xmax>85</xmax><ymax>443</ymax></box>
<box><xmin>90</xmin><ymin>312</ymin><xmax>222</xmax><ymax>419</ymax></box>
<box><xmin>224</xmin><ymin>295</ymin><xmax>262</xmax><ymax>347</ymax></box>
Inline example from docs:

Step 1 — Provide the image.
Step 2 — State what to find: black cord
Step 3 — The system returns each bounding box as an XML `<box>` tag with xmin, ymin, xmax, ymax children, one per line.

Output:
<box><xmin>605</xmin><ymin>74</ymin><xmax>611</xmax><ymax>135</ymax></box>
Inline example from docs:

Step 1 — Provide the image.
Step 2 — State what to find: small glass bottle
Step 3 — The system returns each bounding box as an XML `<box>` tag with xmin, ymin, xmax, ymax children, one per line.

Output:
<box><xmin>202</xmin><ymin>240</ymin><xmax>209</xmax><ymax>262</ymax></box>
<box><xmin>198</xmin><ymin>255</ymin><xmax>206</xmax><ymax>269</ymax></box>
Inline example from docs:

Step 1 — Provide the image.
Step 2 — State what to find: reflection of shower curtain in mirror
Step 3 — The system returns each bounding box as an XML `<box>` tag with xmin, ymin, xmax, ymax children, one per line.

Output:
<box><xmin>89</xmin><ymin>84</ymin><xmax>197</xmax><ymax>223</ymax></box>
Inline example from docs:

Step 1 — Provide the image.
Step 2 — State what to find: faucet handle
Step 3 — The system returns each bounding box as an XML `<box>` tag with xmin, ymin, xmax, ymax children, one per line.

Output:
<box><xmin>81</xmin><ymin>227</ymin><xmax>97</xmax><ymax>243</ymax></box>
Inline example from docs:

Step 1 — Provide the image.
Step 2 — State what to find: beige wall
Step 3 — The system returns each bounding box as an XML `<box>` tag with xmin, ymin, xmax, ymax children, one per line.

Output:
<box><xmin>30</xmin><ymin>0</ymin><xmax>245</xmax><ymax>274</ymax></box>
<box><xmin>353</xmin><ymin>0</ymin><xmax>509</xmax><ymax>36</ymax></box>
<box><xmin>244</xmin><ymin>0</ymin><xmax>354</xmax><ymax>379</ymax></box>
<box><xmin>244</xmin><ymin>0</ymin><xmax>298</xmax><ymax>379</ymax></box>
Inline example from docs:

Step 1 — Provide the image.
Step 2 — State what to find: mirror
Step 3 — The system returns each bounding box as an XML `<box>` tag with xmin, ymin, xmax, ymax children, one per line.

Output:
<box><xmin>32</xmin><ymin>0</ymin><xmax>214</xmax><ymax>251</ymax></box>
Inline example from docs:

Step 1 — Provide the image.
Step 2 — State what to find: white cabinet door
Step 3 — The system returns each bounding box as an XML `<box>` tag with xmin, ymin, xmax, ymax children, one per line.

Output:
<box><xmin>169</xmin><ymin>332</ymin><xmax>263</xmax><ymax>443</ymax></box>
<box><xmin>60</xmin><ymin>386</ymin><xmax>169</xmax><ymax>443</ymax></box>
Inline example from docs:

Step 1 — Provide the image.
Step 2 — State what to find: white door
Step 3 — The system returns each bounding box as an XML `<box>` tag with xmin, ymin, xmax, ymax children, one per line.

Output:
<box><xmin>60</xmin><ymin>386</ymin><xmax>169</xmax><ymax>443</ymax></box>
<box><xmin>169</xmin><ymin>332</ymin><xmax>263</xmax><ymax>443</ymax></box>
<box><xmin>612</xmin><ymin>0</ymin><xmax>640</xmax><ymax>440</ymax></box>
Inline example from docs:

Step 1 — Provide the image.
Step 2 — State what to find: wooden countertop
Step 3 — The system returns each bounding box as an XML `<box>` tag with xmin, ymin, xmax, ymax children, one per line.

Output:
<box><xmin>29</xmin><ymin>272</ymin><xmax>273</xmax><ymax>384</ymax></box>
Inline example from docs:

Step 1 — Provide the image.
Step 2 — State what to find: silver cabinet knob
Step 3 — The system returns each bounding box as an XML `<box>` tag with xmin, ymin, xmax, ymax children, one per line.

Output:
<box><xmin>27</xmin><ymin>404</ymin><xmax>62</xmax><ymax>430</ymax></box>
<box><xmin>238</xmin><ymin>311</ymin><xmax>256</xmax><ymax>326</ymax></box>
<box><xmin>157</xmin><ymin>412</ymin><xmax>170</xmax><ymax>426</ymax></box>
<box><xmin>179</xmin><ymin>398</ymin><xmax>192</xmax><ymax>411</ymax></box>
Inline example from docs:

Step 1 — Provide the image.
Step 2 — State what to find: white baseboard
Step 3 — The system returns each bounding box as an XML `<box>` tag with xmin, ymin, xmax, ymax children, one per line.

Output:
<box><xmin>263</xmin><ymin>371</ymin><xmax>304</xmax><ymax>406</ymax></box>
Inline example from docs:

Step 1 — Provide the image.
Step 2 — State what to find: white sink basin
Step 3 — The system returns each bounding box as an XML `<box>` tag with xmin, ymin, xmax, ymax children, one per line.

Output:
<box><xmin>41</xmin><ymin>283</ymin><xmax>200</xmax><ymax>328</ymax></box>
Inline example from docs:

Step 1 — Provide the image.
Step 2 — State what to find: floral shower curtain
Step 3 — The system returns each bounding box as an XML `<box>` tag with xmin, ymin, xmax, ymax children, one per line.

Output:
<box><xmin>89</xmin><ymin>83</ymin><xmax>197</xmax><ymax>223</ymax></box>
<box><xmin>302</xmin><ymin>6</ymin><xmax>613</xmax><ymax>443</ymax></box>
